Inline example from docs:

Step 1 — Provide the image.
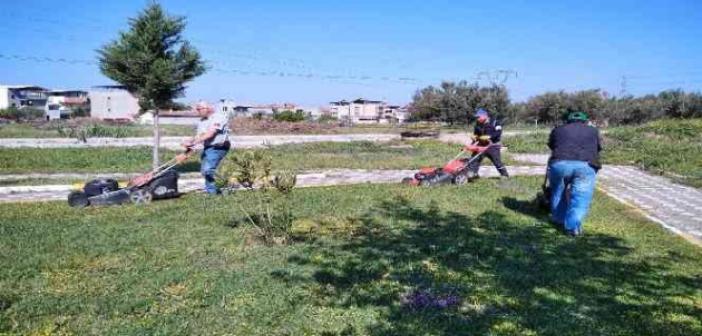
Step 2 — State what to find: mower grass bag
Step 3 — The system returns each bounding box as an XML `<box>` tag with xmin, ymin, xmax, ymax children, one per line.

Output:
<box><xmin>83</xmin><ymin>179</ymin><xmax>119</xmax><ymax>197</ymax></box>
<box><xmin>67</xmin><ymin>170</ymin><xmax>181</xmax><ymax>208</ymax></box>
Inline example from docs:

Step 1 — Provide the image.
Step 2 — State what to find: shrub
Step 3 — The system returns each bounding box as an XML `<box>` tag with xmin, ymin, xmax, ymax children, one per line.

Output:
<box><xmin>72</xmin><ymin>107</ymin><xmax>90</xmax><ymax>118</ymax></box>
<box><xmin>316</xmin><ymin>114</ymin><xmax>338</xmax><ymax>123</ymax></box>
<box><xmin>218</xmin><ymin>150</ymin><xmax>297</xmax><ymax>244</ymax></box>
<box><xmin>273</xmin><ymin>110</ymin><xmax>306</xmax><ymax>122</ymax></box>
<box><xmin>0</xmin><ymin>107</ymin><xmax>44</xmax><ymax>121</ymax></box>
<box><xmin>50</xmin><ymin>122</ymin><xmax>138</xmax><ymax>141</ymax></box>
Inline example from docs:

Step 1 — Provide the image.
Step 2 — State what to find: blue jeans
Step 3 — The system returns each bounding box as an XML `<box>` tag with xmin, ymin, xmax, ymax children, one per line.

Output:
<box><xmin>548</xmin><ymin>160</ymin><xmax>597</xmax><ymax>232</ymax></box>
<box><xmin>201</xmin><ymin>147</ymin><xmax>229</xmax><ymax>194</ymax></box>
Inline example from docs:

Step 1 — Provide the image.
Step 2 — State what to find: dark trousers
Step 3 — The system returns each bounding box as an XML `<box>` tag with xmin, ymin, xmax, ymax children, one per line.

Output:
<box><xmin>468</xmin><ymin>145</ymin><xmax>509</xmax><ymax>177</ymax></box>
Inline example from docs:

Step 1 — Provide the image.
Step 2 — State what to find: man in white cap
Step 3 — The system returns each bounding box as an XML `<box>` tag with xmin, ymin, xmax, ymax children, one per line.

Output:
<box><xmin>181</xmin><ymin>101</ymin><xmax>231</xmax><ymax>194</ymax></box>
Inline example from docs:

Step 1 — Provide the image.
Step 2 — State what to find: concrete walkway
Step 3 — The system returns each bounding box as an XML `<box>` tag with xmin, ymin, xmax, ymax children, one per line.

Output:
<box><xmin>438</xmin><ymin>130</ymin><xmax>545</xmax><ymax>145</ymax></box>
<box><xmin>0</xmin><ymin>134</ymin><xmax>400</xmax><ymax>150</ymax></box>
<box><xmin>513</xmin><ymin>154</ymin><xmax>702</xmax><ymax>244</ymax></box>
<box><xmin>0</xmin><ymin>166</ymin><xmax>547</xmax><ymax>203</ymax></box>
<box><xmin>0</xmin><ymin>172</ymin><xmax>201</xmax><ymax>182</ymax></box>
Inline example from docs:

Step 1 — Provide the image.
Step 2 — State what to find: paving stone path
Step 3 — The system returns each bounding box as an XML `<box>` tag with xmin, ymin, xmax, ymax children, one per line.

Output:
<box><xmin>0</xmin><ymin>166</ymin><xmax>547</xmax><ymax>203</ymax></box>
<box><xmin>438</xmin><ymin>130</ymin><xmax>543</xmax><ymax>145</ymax></box>
<box><xmin>512</xmin><ymin>153</ymin><xmax>702</xmax><ymax>244</ymax></box>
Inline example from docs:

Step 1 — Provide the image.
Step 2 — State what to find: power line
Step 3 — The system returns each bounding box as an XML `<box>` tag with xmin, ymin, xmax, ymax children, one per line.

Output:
<box><xmin>0</xmin><ymin>52</ymin><xmax>421</xmax><ymax>86</ymax></box>
<box><xmin>0</xmin><ymin>13</ymin><xmax>427</xmax><ymax>85</ymax></box>
<box><xmin>476</xmin><ymin>69</ymin><xmax>518</xmax><ymax>86</ymax></box>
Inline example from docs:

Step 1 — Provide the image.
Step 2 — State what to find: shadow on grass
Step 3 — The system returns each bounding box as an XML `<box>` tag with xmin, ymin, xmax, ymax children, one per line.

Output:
<box><xmin>284</xmin><ymin>196</ymin><xmax>702</xmax><ymax>335</ymax></box>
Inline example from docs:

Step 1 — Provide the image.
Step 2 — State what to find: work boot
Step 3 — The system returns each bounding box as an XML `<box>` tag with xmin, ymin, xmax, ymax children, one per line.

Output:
<box><xmin>565</xmin><ymin>227</ymin><xmax>582</xmax><ymax>237</ymax></box>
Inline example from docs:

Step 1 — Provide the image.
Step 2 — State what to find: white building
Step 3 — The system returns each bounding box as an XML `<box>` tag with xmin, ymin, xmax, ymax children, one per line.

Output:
<box><xmin>331</xmin><ymin>98</ymin><xmax>408</xmax><ymax>124</ymax></box>
<box><xmin>0</xmin><ymin>85</ymin><xmax>49</xmax><ymax>110</ymax></box>
<box><xmin>329</xmin><ymin>100</ymin><xmax>351</xmax><ymax>120</ymax></box>
<box><xmin>393</xmin><ymin>106</ymin><xmax>410</xmax><ymax>123</ymax></box>
<box><xmin>88</xmin><ymin>86</ymin><xmax>140</xmax><ymax>120</ymax></box>
<box><xmin>45</xmin><ymin>90</ymin><xmax>89</xmax><ymax>120</ymax></box>
<box><xmin>299</xmin><ymin>106</ymin><xmax>323</xmax><ymax>120</ymax></box>
<box><xmin>216</xmin><ymin>99</ymin><xmax>252</xmax><ymax>118</ymax></box>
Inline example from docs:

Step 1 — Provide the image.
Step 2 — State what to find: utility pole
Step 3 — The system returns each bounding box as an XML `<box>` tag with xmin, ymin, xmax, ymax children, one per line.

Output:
<box><xmin>475</xmin><ymin>69</ymin><xmax>518</xmax><ymax>117</ymax></box>
<box><xmin>615</xmin><ymin>75</ymin><xmax>627</xmax><ymax>120</ymax></box>
<box><xmin>682</xmin><ymin>86</ymin><xmax>687</xmax><ymax>116</ymax></box>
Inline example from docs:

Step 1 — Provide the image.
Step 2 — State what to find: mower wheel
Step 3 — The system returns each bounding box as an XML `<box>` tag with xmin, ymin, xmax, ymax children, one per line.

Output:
<box><xmin>419</xmin><ymin>179</ymin><xmax>434</xmax><ymax>187</ymax></box>
<box><xmin>67</xmin><ymin>191</ymin><xmax>90</xmax><ymax>208</ymax></box>
<box><xmin>130</xmin><ymin>189</ymin><xmax>153</xmax><ymax>205</ymax></box>
<box><xmin>453</xmin><ymin>173</ymin><xmax>469</xmax><ymax>185</ymax></box>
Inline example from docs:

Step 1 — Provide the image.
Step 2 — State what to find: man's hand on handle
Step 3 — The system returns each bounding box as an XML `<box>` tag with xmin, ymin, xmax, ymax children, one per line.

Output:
<box><xmin>464</xmin><ymin>144</ymin><xmax>487</xmax><ymax>154</ymax></box>
<box><xmin>181</xmin><ymin>137</ymin><xmax>195</xmax><ymax>149</ymax></box>
<box><xmin>175</xmin><ymin>147</ymin><xmax>193</xmax><ymax>164</ymax></box>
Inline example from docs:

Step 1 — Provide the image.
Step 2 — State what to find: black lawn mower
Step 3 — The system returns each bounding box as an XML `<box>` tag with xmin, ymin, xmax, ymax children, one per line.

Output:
<box><xmin>67</xmin><ymin>150</ymin><xmax>191</xmax><ymax>207</ymax></box>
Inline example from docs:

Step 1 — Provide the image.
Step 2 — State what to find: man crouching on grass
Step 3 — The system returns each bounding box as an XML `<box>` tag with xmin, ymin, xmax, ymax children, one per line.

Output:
<box><xmin>181</xmin><ymin>101</ymin><xmax>231</xmax><ymax>195</ymax></box>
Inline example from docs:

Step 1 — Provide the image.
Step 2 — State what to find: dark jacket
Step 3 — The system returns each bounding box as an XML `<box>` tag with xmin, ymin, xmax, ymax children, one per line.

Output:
<box><xmin>548</xmin><ymin>122</ymin><xmax>602</xmax><ymax>170</ymax></box>
<box><xmin>474</xmin><ymin>120</ymin><xmax>503</xmax><ymax>144</ymax></box>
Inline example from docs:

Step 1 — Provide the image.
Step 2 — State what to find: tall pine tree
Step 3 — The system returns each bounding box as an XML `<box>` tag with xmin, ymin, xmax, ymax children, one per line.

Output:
<box><xmin>98</xmin><ymin>2</ymin><xmax>206</xmax><ymax>168</ymax></box>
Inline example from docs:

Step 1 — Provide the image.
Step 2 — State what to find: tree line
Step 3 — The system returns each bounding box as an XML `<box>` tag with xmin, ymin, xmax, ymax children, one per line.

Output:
<box><xmin>409</xmin><ymin>81</ymin><xmax>702</xmax><ymax>126</ymax></box>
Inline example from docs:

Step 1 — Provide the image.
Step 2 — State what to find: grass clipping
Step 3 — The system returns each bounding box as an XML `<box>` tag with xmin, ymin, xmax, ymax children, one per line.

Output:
<box><xmin>217</xmin><ymin>150</ymin><xmax>297</xmax><ymax>245</ymax></box>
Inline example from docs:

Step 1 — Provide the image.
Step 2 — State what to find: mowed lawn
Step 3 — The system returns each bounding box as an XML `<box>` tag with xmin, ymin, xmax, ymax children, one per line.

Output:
<box><xmin>0</xmin><ymin>140</ymin><xmax>519</xmax><ymax>175</ymax></box>
<box><xmin>1</xmin><ymin>178</ymin><xmax>701</xmax><ymax>335</ymax></box>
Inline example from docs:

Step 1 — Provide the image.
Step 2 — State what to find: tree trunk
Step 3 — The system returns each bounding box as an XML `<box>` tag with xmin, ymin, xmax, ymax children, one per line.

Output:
<box><xmin>152</xmin><ymin>110</ymin><xmax>160</xmax><ymax>170</ymax></box>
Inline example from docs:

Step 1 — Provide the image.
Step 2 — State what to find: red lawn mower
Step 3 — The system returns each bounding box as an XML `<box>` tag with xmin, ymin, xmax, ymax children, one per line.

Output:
<box><xmin>402</xmin><ymin>144</ymin><xmax>497</xmax><ymax>187</ymax></box>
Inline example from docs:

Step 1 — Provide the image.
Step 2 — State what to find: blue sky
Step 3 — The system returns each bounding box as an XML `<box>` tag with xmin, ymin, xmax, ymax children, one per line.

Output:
<box><xmin>1</xmin><ymin>0</ymin><xmax>700</xmax><ymax>105</ymax></box>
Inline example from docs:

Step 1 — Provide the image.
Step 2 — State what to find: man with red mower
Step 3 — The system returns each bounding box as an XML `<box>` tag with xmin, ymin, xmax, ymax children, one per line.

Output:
<box><xmin>464</xmin><ymin>108</ymin><xmax>510</xmax><ymax>180</ymax></box>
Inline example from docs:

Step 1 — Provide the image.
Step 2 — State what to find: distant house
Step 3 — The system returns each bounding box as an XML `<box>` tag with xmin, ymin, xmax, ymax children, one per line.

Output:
<box><xmin>45</xmin><ymin>90</ymin><xmax>89</xmax><ymax>120</ymax></box>
<box><xmin>299</xmin><ymin>106</ymin><xmax>323</xmax><ymax>120</ymax></box>
<box><xmin>394</xmin><ymin>106</ymin><xmax>410</xmax><ymax>123</ymax></box>
<box><xmin>251</xmin><ymin>103</ymin><xmax>294</xmax><ymax>117</ymax></box>
<box><xmin>0</xmin><ymin>85</ymin><xmax>49</xmax><ymax>110</ymax></box>
<box><xmin>217</xmin><ymin>99</ymin><xmax>253</xmax><ymax>118</ymax></box>
<box><xmin>329</xmin><ymin>98</ymin><xmax>408</xmax><ymax>124</ymax></box>
<box><xmin>329</xmin><ymin>100</ymin><xmax>351</xmax><ymax>120</ymax></box>
<box><xmin>88</xmin><ymin>86</ymin><xmax>140</xmax><ymax>120</ymax></box>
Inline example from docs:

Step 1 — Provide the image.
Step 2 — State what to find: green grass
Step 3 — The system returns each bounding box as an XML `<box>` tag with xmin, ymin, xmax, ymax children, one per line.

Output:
<box><xmin>0</xmin><ymin>123</ymin><xmax>195</xmax><ymax>138</ymax></box>
<box><xmin>504</xmin><ymin>119</ymin><xmax>702</xmax><ymax>187</ymax></box>
<box><xmin>1</xmin><ymin>179</ymin><xmax>701</xmax><ymax>335</ymax></box>
<box><xmin>603</xmin><ymin>119</ymin><xmax>702</xmax><ymax>187</ymax></box>
<box><xmin>0</xmin><ymin>122</ymin><xmax>403</xmax><ymax>138</ymax></box>
<box><xmin>0</xmin><ymin>141</ymin><xmax>522</xmax><ymax>175</ymax></box>
<box><xmin>502</xmin><ymin>134</ymin><xmax>549</xmax><ymax>154</ymax></box>
<box><xmin>0</xmin><ymin>177</ymin><xmax>86</xmax><ymax>187</ymax></box>
<box><xmin>0</xmin><ymin>147</ymin><xmax>183</xmax><ymax>174</ymax></box>
<box><xmin>262</xmin><ymin>140</ymin><xmax>474</xmax><ymax>171</ymax></box>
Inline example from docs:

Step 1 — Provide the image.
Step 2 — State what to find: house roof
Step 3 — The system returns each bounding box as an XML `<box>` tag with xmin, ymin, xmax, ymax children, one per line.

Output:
<box><xmin>353</xmin><ymin>98</ymin><xmax>383</xmax><ymax>104</ymax></box>
<box><xmin>49</xmin><ymin>90</ymin><xmax>88</xmax><ymax>95</ymax></box>
<box><xmin>0</xmin><ymin>85</ymin><xmax>48</xmax><ymax>91</ymax></box>
<box><xmin>90</xmin><ymin>85</ymin><xmax>128</xmax><ymax>90</ymax></box>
